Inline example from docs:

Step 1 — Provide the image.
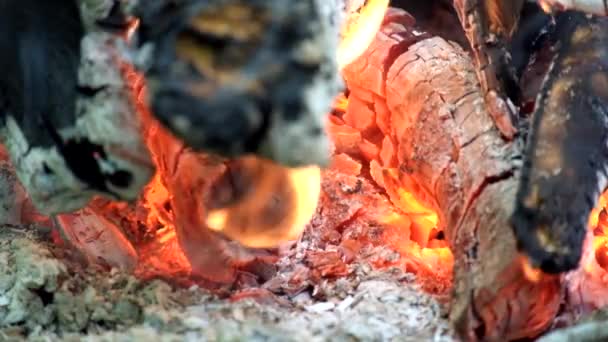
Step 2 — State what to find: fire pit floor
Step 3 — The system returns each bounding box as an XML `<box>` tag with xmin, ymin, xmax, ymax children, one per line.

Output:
<box><xmin>0</xmin><ymin>227</ymin><xmax>455</xmax><ymax>341</ymax></box>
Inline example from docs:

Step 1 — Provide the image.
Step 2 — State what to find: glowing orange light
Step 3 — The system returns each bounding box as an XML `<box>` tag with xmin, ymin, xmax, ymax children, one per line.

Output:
<box><xmin>520</xmin><ymin>255</ymin><xmax>543</xmax><ymax>283</ymax></box>
<box><xmin>206</xmin><ymin>157</ymin><xmax>321</xmax><ymax>248</ymax></box>
<box><xmin>337</xmin><ymin>0</ymin><xmax>390</xmax><ymax>70</ymax></box>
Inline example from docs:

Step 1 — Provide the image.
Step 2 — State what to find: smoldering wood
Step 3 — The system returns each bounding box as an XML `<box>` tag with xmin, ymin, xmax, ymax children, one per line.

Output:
<box><xmin>341</xmin><ymin>8</ymin><xmax>562</xmax><ymax>340</ymax></box>
<box><xmin>452</xmin><ymin>0</ymin><xmax>525</xmax><ymax>140</ymax></box>
<box><xmin>133</xmin><ymin>0</ymin><xmax>342</xmax><ymax>168</ymax></box>
<box><xmin>0</xmin><ymin>0</ymin><xmax>153</xmax><ymax>215</ymax></box>
<box><xmin>512</xmin><ymin>13</ymin><xmax>608</xmax><ymax>274</ymax></box>
<box><xmin>385</xmin><ymin>38</ymin><xmax>560</xmax><ymax>341</ymax></box>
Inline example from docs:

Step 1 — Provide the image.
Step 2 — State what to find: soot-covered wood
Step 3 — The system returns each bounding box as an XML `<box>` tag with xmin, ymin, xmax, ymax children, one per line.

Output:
<box><xmin>0</xmin><ymin>0</ymin><xmax>153</xmax><ymax>215</ymax></box>
<box><xmin>512</xmin><ymin>12</ymin><xmax>608</xmax><ymax>273</ymax></box>
<box><xmin>134</xmin><ymin>0</ymin><xmax>341</xmax><ymax>167</ymax></box>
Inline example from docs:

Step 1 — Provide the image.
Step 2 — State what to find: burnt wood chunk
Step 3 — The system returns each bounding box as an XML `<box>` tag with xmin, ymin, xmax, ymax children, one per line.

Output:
<box><xmin>512</xmin><ymin>13</ymin><xmax>608</xmax><ymax>273</ymax></box>
<box><xmin>134</xmin><ymin>0</ymin><xmax>341</xmax><ymax>167</ymax></box>
<box><xmin>0</xmin><ymin>0</ymin><xmax>153</xmax><ymax>214</ymax></box>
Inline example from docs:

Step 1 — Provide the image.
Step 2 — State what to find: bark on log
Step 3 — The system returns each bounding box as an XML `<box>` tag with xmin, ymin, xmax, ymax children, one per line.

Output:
<box><xmin>452</xmin><ymin>0</ymin><xmax>524</xmax><ymax>140</ymax></box>
<box><xmin>342</xmin><ymin>9</ymin><xmax>561</xmax><ymax>340</ymax></box>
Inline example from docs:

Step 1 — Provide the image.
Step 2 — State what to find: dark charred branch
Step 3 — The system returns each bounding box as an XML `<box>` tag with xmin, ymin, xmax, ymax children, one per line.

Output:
<box><xmin>0</xmin><ymin>0</ymin><xmax>153</xmax><ymax>214</ymax></box>
<box><xmin>512</xmin><ymin>13</ymin><xmax>608</xmax><ymax>274</ymax></box>
<box><xmin>134</xmin><ymin>0</ymin><xmax>341</xmax><ymax>167</ymax></box>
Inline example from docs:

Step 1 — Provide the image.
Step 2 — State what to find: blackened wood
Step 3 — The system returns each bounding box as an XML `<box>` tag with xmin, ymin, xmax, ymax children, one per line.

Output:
<box><xmin>512</xmin><ymin>13</ymin><xmax>608</xmax><ymax>273</ymax></box>
<box><xmin>0</xmin><ymin>0</ymin><xmax>154</xmax><ymax>214</ymax></box>
<box><xmin>134</xmin><ymin>0</ymin><xmax>341</xmax><ymax>167</ymax></box>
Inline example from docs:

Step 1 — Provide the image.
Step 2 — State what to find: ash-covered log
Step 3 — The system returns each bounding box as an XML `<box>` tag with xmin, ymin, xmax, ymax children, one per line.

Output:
<box><xmin>0</xmin><ymin>0</ymin><xmax>153</xmax><ymax>215</ymax></box>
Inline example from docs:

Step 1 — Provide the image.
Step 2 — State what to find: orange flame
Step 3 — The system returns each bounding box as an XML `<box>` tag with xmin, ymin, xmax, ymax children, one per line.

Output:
<box><xmin>206</xmin><ymin>157</ymin><xmax>321</xmax><ymax>248</ymax></box>
<box><xmin>337</xmin><ymin>0</ymin><xmax>390</xmax><ymax>70</ymax></box>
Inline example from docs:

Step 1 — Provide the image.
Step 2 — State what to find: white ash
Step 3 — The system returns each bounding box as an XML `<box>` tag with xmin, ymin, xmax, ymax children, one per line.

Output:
<box><xmin>257</xmin><ymin>0</ymin><xmax>344</xmax><ymax>167</ymax></box>
<box><xmin>538</xmin><ymin>321</ymin><xmax>608</xmax><ymax>342</ymax></box>
<box><xmin>55</xmin><ymin>278</ymin><xmax>456</xmax><ymax>342</ymax></box>
<box><xmin>539</xmin><ymin>0</ymin><xmax>608</xmax><ymax>16</ymax></box>
<box><xmin>0</xmin><ymin>227</ymin><xmax>457</xmax><ymax>341</ymax></box>
<box><xmin>77</xmin><ymin>0</ymin><xmax>116</xmax><ymax>30</ymax></box>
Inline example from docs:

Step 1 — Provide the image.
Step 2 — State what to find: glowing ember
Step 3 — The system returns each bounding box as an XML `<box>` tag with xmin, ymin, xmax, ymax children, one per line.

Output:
<box><xmin>337</xmin><ymin>0</ymin><xmax>390</xmax><ymax>70</ymax></box>
<box><xmin>565</xmin><ymin>190</ymin><xmax>608</xmax><ymax>311</ymax></box>
<box><xmin>206</xmin><ymin>157</ymin><xmax>321</xmax><ymax>248</ymax></box>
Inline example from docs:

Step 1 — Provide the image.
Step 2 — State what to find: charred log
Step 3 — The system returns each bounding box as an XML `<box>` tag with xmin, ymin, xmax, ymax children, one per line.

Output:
<box><xmin>452</xmin><ymin>0</ymin><xmax>525</xmax><ymax>140</ymax></box>
<box><xmin>0</xmin><ymin>0</ymin><xmax>153</xmax><ymax>215</ymax></box>
<box><xmin>512</xmin><ymin>12</ymin><xmax>608</xmax><ymax>273</ymax></box>
<box><xmin>133</xmin><ymin>0</ymin><xmax>342</xmax><ymax>167</ymax></box>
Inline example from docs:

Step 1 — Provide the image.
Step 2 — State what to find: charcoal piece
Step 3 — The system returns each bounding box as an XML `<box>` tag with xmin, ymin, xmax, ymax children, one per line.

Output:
<box><xmin>509</xmin><ymin>2</ymin><xmax>553</xmax><ymax>81</ymax></box>
<box><xmin>55</xmin><ymin>207</ymin><xmax>139</xmax><ymax>271</ymax></box>
<box><xmin>134</xmin><ymin>0</ymin><xmax>342</xmax><ymax>167</ymax></box>
<box><xmin>0</xmin><ymin>0</ymin><xmax>153</xmax><ymax>215</ymax></box>
<box><xmin>512</xmin><ymin>13</ymin><xmax>608</xmax><ymax>273</ymax></box>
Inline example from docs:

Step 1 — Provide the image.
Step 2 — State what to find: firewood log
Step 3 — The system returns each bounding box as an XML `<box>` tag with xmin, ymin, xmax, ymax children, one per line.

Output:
<box><xmin>512</xmin><ymin>12</ymin><xmax>608</xmax><ymax>273</ymax></box>
<box><xmin>133</xmin><ymin>0</ymin><xmax>342</xmax><ymax>167</ymax></box>
<box><xmin>342</xmin><ymin>9</ymin><xmax>562</xmax><ymax>340</ymax></box>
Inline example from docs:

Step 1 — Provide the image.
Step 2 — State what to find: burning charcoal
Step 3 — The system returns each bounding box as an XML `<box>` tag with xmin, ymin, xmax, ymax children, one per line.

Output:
<box><xmin>512</xmin><ymin>13</ymin><xmax>608</xmax><ymax>274</ymax></box>
<box><xmin>141</xmin><ymin>105</ymin><xmax>318</xmax><ymax>283</ymax></box>
<box><xmin>0</xmin><ymin>0</ymin><xmax>153</xmax><ymax>215</ymax></box>
<box><xmin>453</xmin><ymin>0</ymin><xmax>525</xmax><ymax>139</ymax></box>
<box><xmin>133</xmin><ymin>0</ymin><xmax>342</xmax><ymax>167</ymax></box>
